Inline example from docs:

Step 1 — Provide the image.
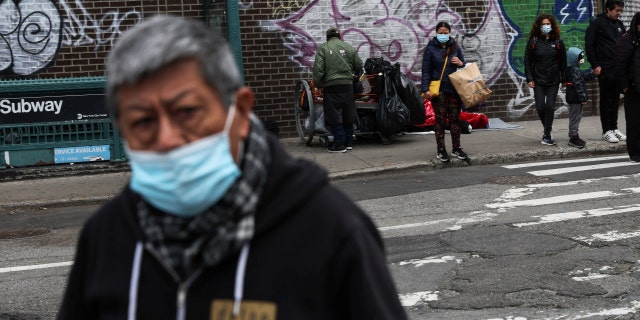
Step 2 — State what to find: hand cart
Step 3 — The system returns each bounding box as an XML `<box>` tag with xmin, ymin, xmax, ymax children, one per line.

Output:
<box><xmin>294</xmin><ymin>74</ymin><xmax>390</xmax><ymax>146</ymax></box>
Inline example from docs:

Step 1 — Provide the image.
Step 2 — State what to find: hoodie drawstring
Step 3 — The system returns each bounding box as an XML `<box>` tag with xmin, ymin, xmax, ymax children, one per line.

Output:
<box><xmin>128</xmin><ymin>242</ymin><xmax>144</xmax><ymax>320</ymax></box>
<box><xmin>126</xmin><ymin>241</ymin><xmax>250</xmax><ymax>318</ymax></box>
<box><xmin>233</xmin><ymin>243</ymin><xmax>250</xmax><ymax>316</ymax></box>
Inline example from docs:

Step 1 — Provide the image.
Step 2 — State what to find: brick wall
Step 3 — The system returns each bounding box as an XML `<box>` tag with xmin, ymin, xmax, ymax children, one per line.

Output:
<box><xmin>241</xmin><ymin>0</ymin><xmax>631</xmax><ymax>138</ymax></box>
<box><xmin>0</xmin><ymin>0</ymin><xmax>203</xmax><ymax>80</ymax></box>
<box><xmin>4</xmin><ymin>0</ymin><xmax>637</xmax><ymax>138</ymax></box>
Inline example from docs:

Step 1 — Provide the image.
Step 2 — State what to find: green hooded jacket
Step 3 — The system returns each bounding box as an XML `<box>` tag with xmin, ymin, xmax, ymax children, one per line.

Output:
<box><xmin>313</xmin><ymin>37</ymin><xmax>363</xmax><ymax>88</ymax></box>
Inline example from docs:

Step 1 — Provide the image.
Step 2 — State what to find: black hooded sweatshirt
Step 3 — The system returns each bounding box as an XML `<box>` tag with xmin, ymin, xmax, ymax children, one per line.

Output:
<box><xmin>613</xmin><ymin>13</ymin><xmax>640</xmax><ymax>93</ymax></box>
<box><xmin>57</xmin><ymin>134</ymin><xmax>407</xmax><ymax>320</ymax></box>
<box><xmin>585</xmin><ymin>13</ymin><xmax>626</xmax><ymax>70</ymax></box>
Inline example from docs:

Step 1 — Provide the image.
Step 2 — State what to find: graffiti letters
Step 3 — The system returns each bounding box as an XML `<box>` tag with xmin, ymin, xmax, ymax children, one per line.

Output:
<box><xmin>58</xmin><ymin>0</ymin><xmax>141</xmax><ymax>51</ymax></box>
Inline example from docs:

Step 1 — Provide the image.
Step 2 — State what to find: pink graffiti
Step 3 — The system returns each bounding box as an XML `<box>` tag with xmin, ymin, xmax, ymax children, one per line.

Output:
<box><xmin>270</xmin><ymin>0</ymin><xmax>515</xmax><ymax>85</ymax></box>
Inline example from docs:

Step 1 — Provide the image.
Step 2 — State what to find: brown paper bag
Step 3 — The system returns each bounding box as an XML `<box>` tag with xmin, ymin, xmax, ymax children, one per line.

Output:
<box><xmin>448</xmin><ymin>63</ymin><xmax>492</xmax><ymax>108</ymax></box>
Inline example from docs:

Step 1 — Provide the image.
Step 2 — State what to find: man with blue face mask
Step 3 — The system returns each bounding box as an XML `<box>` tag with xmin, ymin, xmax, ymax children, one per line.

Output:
<box><xmin>57</xmin><ymin>15</ymin><xmax>407</xmax><ymax>320</ymax></box>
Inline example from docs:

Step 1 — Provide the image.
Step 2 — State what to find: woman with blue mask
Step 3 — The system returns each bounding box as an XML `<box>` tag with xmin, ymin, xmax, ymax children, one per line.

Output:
<box><xmin>421</xmin><ymin>21</ymin><xmax>468</xmax><ymax>163</ymax></box>
<box><xmin>524</xmin><ymin>14</ymin><xmax>567</xmax><ymax>146</ymax></box>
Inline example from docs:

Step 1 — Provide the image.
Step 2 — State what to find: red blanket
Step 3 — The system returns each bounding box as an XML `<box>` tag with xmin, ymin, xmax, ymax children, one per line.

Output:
<box><xmin>412</xmin><ymin>99</ymin><xmax>488</xmax><ymax>129</ymax></box>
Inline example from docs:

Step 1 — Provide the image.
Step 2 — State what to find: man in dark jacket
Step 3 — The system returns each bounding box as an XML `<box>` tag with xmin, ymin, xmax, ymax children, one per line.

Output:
<box><xmin>585</xmin><ymin>0</ymin><xmax>626</xmax><ymax>143</ymax></box>
<box><xmin>613</xmin><ymin>12</ymin><xmax>640</xmax><ymax>162</ymax></box>
<box><xmin>57</xmin><ymin>16</ymin><xmax>407</xmax><ymax>320</ymax></box>
<box><xmin>313</xmin><ymin>27</ymin><xmax>363</xmax><ymax>153</ymax></box>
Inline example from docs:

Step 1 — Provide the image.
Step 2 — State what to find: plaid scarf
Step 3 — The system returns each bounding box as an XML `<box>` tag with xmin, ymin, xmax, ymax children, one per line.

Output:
<box><xmin>136</xmin><ymin>115</ymin><xmax>271</xmax><ymax>278</ymax></box>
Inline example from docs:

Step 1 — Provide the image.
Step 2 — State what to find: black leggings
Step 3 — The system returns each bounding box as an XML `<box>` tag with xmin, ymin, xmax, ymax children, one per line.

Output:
<box><xmin>533</xmin><ymin>84</ymin><xmax>559</xmax><ymax>136</ymax></box>
<box><xmin>433</xmin><ymin>92</ymin><xmax>461</xmax><ymax>151</ymax></box>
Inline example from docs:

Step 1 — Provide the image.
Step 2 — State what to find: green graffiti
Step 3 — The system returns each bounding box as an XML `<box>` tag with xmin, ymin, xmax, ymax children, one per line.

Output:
<box><xmin>503</xmin><ymin>0</ymin><xmax>593</xmax><ymax>77</ymax></box>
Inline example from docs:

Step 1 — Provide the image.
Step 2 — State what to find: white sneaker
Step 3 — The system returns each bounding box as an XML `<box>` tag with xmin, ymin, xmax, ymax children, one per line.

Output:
<box><xmin>602</xmin><ymin>130</ymin><xmax>620</xmax><ymax>143</ymax></box>
<box><xmin>613</xmin><ymin>129</ymin><xmax>627</xmax><ymax>141</ymax></box>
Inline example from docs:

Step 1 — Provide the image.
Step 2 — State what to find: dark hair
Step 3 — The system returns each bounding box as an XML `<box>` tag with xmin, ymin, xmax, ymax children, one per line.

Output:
<box><xmin>605</xmin><ymin>0</ymin><xmax>624</xmax><ymax>12</ymax></box>
<box><xmin>435</xmin><ymin>21</ymin><xmax>451</xmax><ymax>32</ymax></box>
<box><xmin>434</xmin><ymin>21</ymin><xmax>456</xmax><ymax>57</ymax></box>
<box><xmin>529</xmin><ymin>14</ymin><xmax>561</xmax><ymax>40</ymax></box>
<box><xmin>326</xmin><ymin>27</ymin><xmax>341</xmax><ymax>41</ymax></box>
<box><xmin>106</xmin><ymin>15</ymin><xmax>241</xmax><ymax>117</ymax></box>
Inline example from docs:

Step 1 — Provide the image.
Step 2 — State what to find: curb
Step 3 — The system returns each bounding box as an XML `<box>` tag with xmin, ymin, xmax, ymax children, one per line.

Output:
<box><xmin>0</xmin><ymin>162</ymin><xmax>130</xmax><ymax>182</ymax></box>
<box><xmin>328</xmin><ymin>144</ymin><xmax>628</xmax><ymax>180</ymax></box>
<box><xmin>1</xmin><ymin>142</ymin><xmax>629</xmax><ymax>209</ymax></box>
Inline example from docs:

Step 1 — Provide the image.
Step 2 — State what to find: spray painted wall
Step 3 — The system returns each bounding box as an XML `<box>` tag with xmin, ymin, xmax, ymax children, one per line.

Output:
<box><xmin>246</xmin><ymin>0</ymin><xmax>640</xmax><ymax>136</ymax></box>
<box><xmin>4</xmin><ymin>0</ymin><xmax>640</xmax><ymax>137</ymax></box>
<box><xmin>0</xmin><ymin>0</ymin><xmax>200</xmax><ymax>79</ymax></box>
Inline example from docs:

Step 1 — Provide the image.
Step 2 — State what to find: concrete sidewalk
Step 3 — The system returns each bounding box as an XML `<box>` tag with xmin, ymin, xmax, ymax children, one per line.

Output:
<box><xmin>0</xmin><ymin>111</ymin><xmax>630</xmax><ymax>209</ymax></box>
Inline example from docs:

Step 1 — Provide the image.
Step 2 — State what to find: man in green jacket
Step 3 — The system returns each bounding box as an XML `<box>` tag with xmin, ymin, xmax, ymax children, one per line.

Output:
<box><xmin>313</xmin><ymin>27</ymin><xmax>363</xmax><ymax>153</ymax></box>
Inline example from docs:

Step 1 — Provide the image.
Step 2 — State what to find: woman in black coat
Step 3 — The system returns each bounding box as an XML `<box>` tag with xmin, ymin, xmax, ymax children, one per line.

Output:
<box><xmin>524</xmin><ymin>14</ymin><xmax>567</xmax><ymax>146</ymax></box>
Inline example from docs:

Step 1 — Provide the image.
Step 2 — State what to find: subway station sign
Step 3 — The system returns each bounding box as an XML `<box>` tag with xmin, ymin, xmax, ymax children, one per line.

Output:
<box><xmin>0</xmin><ymin>92</ymin><xmax>108</xmax><ymax>124</ymax></box>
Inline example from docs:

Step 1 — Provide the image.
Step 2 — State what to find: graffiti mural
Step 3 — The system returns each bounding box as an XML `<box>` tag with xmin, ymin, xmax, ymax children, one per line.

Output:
<box><xmin>262</xmin><ymin>0</ymin><xmax>515</xmax><ymax>87</ymax></box>
<box><xmin>58</xmin><ymin>0</ymin><xmax>141</xmax><ymax>51</ymax></box>
<box><xmin>259</xmin><ymin>0</ymin><xmax>601</xmax><ymax>119</ymax></box>
<box><xmin>0</xmin><ymin>0</ymin><xmax>61</xmax><ymax>75</ymax></box>
<box><xmin>501</xmin><ymin>0</ymin><xmax>594</xmax><ymax>117</ymax></box>
<box><xmin>0</xmin><ymin>0</ymin><xmax>141</xmax><ymax>76</ymax></box>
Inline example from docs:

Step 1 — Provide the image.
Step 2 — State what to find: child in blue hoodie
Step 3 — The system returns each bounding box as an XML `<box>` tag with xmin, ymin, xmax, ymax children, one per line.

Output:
<box><xmin>566</xmin><ymin>47</ymin><xmax>596</xmax><ymax>148</ymax></box>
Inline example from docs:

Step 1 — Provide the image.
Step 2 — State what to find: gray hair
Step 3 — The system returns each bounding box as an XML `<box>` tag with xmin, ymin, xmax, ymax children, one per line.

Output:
<box><xmin>106</xmin><ymin>15</ymin><xmax>242</xmax><ymax>117</ymax></box>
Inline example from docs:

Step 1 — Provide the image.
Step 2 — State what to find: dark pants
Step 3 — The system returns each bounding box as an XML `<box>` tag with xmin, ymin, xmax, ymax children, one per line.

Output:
<box><xmin>323</xmin><ymin>85</ymin><xmax>356</xmax><ymax>146</ymax></box>
<box><xmin>533</xmin><ymin>84</ymin><xmax>559</xmax><ymax>136</ymax></box>
<box><xmin>433</xmin><ymin>92</ymin><xmax>461</xmax><ymax>151</ymax></box>
<box><xmin>598</xmin><ymin>75</ymin><xmax>622</xmax><ymax>133</ymax></box>
<box><xmin>568</xmin><ymin>103</ymin><xmax>583</xmax><ymax>138</ymax></box>
<box><xmin>624</xmin><ymin>87</ymin><xmax>640</xmax><ymax>159</ymax></box>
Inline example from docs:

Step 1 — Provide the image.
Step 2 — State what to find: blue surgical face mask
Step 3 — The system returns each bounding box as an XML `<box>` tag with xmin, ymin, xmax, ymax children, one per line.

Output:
<box><xmin>436</xmin><ymin>34</ymin><xmax>450</xmax><ymax>44</ymax></box>
<box><xmin>541</xmin><ymin>25</ymin><xmax>552</xmax><ymax>35</ymax></box>
<box><xmin>125</xmin><ymin>105</ymin><xmax>241</xmax><ymax>217</ymax></box>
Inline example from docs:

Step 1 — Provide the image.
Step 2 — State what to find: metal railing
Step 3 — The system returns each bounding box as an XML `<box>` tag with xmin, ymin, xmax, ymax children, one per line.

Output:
<box><xmin>0</xmin><ymin>77</ymin><xmax>126</xmax><ymax>167</ymax></box>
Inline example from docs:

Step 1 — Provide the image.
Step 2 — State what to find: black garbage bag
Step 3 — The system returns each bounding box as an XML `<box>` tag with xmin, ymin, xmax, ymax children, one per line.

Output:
<box><xmin>364</xmin><ymin>57</ymin><xmax>392</xmax><ymax>75</ymax></box>
<box><xmin>376</xmin><ymin>73</ymin><xmax>410</xmax><ymax>137</ymax></box>
<box><xmin>365</xmin><ymin>57</ymin><xmax>392</xmax><ymax>96</ymax></box>
<box><xmin>390</xmin><ymin>64</ymin><xmax>426</xmax><ymax>125</ymax></box>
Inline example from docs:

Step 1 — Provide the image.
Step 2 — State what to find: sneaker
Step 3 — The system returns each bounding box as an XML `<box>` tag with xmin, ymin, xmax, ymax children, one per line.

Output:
<box><xmin>541</xmin><ymin>135</ymin><xmax>556</xmax><ymax>146</ymax></box>
<box><xmin>613</xmin><ymin>129</ymin><xmax>627</xmax><ymax>141</ymax></box>
<box><xmin>568</xmin><ymin>135</ymin><xmax>586</xmax><ymax>149</ymax></box>
<box><xmin>602</xmin><ymin>130</ymin><xmax>620</xmax><ymax>143</ymax></box>
<box><xmin>630</xmin><ymin>156</ymin><xmax>640</xmax><ymax>163</ymax></box>
<box><xmin>346</xmin><ymin>146</ymin><xmax>353</xmax><ymax>150</ymax></box>
<box><xmin>451</xmin><ymin>148</ymin><xmax>469</xmax><ymax>160</ymax></box>
<box><xmin>327</xmin><ymin>144</ymin><xmax>347</xmax><ymax>153</ymax></box>
<box><xmin>437</xmin><ymin>149</ymin><xmax>450</xmax><ymax>162</ymax></box>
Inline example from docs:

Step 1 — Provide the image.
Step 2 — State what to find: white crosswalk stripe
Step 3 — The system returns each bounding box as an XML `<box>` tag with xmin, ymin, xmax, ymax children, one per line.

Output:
<box><xmin>528</xmin><ymin>162</ymin><xmax>639</xmax><ymax>176</ymax></box>
<box><xmin>502</xmin><ymin>155</ymin><xmax>629</xmax><ymax>169</ymax></box>
<box><xmin>503</xmin><ymin>155</ymin><xmax>639</xmax><ymax>177</ymax></box>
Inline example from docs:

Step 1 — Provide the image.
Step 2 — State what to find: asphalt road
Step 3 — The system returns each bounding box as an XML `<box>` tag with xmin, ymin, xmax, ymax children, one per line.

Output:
<box><xmin>334</xmin><ymin>155</ymin><xmax>640</xmax><ymax>319</ymax></box>
<box><xmin>2</xmin><ymin>155</ymin><xmax>640</xmax><ymax>319</ymax></box>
